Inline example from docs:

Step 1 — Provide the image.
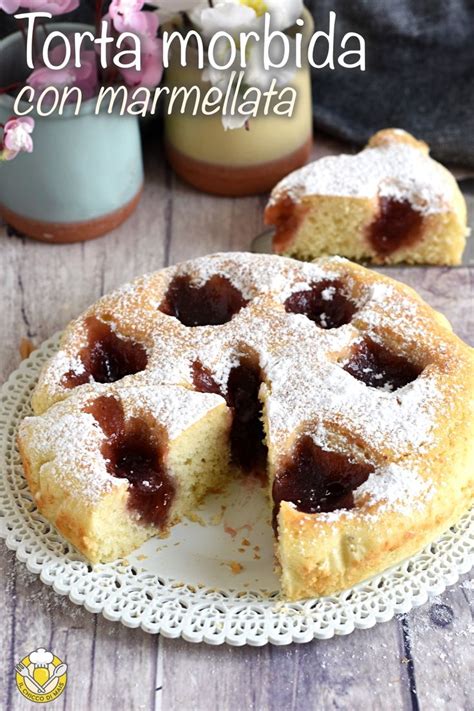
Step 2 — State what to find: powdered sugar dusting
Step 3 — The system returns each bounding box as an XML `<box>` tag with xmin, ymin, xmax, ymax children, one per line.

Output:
<box><xmin>269</xmin><ymin>141</ymin><xmax>457</xmax><ymax>215</ymax></box>
<box><xmin>20</xmin><ymin>410</ymin><xmax>119</xmax><ymax>504</ymax></box>
<box><xmin>355</xmin><ymin>464</ymin><xmax>434</xmax><ymax>516</ymax></box>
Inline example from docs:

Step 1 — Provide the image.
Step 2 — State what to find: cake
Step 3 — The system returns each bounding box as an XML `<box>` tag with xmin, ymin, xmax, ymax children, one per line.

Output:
<box><xmin>265</xmin><ymin>129</ymin><xmax>469</xmax><ymax>265</ymax></box>
<box><xmin>18</xmin><ymin>253</ymin><xmax>474</xmax><ymax>599</ymax></box>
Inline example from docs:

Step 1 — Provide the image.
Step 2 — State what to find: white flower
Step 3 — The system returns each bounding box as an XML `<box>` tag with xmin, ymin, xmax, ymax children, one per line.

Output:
<box><xmin>191</xmin><ymin>1</ymin><xmax>259</xmax><ymax>36</ymax></box>
<box><xmin>263</xmin><ymin>0</ymin><xmax>304</xmax><ymax>31</ymax></box>
<box><xmin>169</xmin><ymin>0</ymin><xmax>304</xmax><ymax>129</ymax></box>
<box><xmin>191</xmin><ymin>0</ymin><xmax>303</xmax><ymax>34</ymax></box>
<box><xmin>222</xmin><ymin>111</ymin><xmax>248</xmax><ymax>130</ymax></box>
<box><xmin>146</xmin><ymin>0</ymin><xmax>204</xmax><ymax>22</ymax></box>
<box><xmin>245</xmin><ymin>35</ymin><xmax>298</xmax><ymax>90</ymax></box>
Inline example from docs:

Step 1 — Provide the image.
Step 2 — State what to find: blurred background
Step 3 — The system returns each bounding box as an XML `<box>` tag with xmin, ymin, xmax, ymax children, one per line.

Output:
<box><xmin>1</xmin><ymin>1</ymin><xmax>473</xmax><ymax>165</ymax></box>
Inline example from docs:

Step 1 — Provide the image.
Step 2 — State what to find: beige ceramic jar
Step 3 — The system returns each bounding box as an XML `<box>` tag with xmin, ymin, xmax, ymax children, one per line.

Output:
<box><xmin>164</xmin><ymin>9</ymin><xmax>314</xmax><ymax>197</ymax></box>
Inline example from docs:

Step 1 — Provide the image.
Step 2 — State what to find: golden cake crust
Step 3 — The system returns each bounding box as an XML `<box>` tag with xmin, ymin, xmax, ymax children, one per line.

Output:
<box><xmin>18</xmin><ymin>253</ymin><xmax>474</xmax><ymax>598</ymax></box>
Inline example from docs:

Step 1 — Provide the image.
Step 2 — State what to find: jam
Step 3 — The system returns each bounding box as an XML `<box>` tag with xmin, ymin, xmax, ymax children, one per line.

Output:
<box><xmin>160</xmin><ymin>274</ymin><xmax>247</xmax><ymax>327</ymax></box>
<box><xmin>344</xmin><ymin>337</ymin><xmax>421</xmax><ymax>391</ymax></box>
<box><xmin>193</xmin><ymin>357</ymin><xmax>267</xmax><ymax>473</ymax></box>
<box><xmin>63</xmin><ymin>316</ymin><xmax>147</xmax><ymax>388</ymax></box>
<box><xmin>226</xmin><ymin>359</ymin><xmax>267</xmax><ymax>473</ymax></box>
<box><xmin>285</xmin><ymin>279</ymin><xmax>356</xmax><ymax>329</ymax></box>
<box><xmin>265</xmin><ymin>196</ymin><xmax>309</xmax><ymax>254</ymax></box>
<box><xmin>272</xmin><ymin>435</ymin><xmax>373</xmax><ymax>530</ymax></box>
<box><xmin>368</xmin><ymin>197</ymin><xmax>424</xmax><ymax>257</ymax></box>
<box><xmin>192</xmin><ymin>361</ymin><xmax>222</xmax><ymax>397</ymax></box>
<box><xmin>86</xmin><ymin>396</ymin><xmax>175</xmax><ymax>527</ymax></box>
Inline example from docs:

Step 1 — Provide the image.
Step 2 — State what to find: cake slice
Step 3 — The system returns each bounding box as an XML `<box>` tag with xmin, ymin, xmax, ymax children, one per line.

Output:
<box><xmin>265</xmin><ymin>129</ymin><xmax>469</xmax><ymax>265</ymax></box>
<box><xmin>18</xmin><ymin>384</ymin><xmax>231</xmax><ymax>562</ymax></box>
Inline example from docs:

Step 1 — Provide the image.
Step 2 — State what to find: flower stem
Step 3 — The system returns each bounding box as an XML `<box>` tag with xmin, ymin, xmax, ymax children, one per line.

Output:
<box><xmin>0</xmin><ymin>82</ymin><xmax>23</xmax><ymax>95</ymax></box>
<box><xmin>96</xmin><ymin>0</ymin><xmax>105</xmax><ymax>36</ymax></box>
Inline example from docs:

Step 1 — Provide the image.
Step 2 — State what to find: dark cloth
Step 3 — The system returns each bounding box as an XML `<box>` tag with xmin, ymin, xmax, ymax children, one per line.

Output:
<box><xmin>306</xmin><ymin>0</ymin><xmax>474</xmax><ymax>166</ymax></box>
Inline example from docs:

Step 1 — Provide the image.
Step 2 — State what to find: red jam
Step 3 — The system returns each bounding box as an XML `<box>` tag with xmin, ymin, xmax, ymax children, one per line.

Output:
<box><xmin>192</xmin><ymin>361</ymin><xmax>222</xmax><ymax>397</ymax></box>
<box><xmin>368</xmin><ymin>197</ymin><xmax>424</xmax><ymax>257</ymax></box>
<box><xmin>63</xmin><ymin>316</ymin><xmax>147</xmax><ymax>388</ymax></box>
<box><xmin>265</xmin><ymin>195</ymin><xmax>309</xmax><ymax>254</ymax></box>
<box><xmin>272</xmin><ymin>435</ymin><xmax>373</xmax><ymax>530</ymax></box>
<box><xmin>86</xmin><ymin>396</ymin><xmax>175</xmax><ymax>527</ymax></box>
<box><xmin>160</xmin><ymin>274</ymin><xmax>247</xmax><ymax>327</ymax></box>
<box><xmin>344</xmin><ymin>337</ymin><xmax>421</xmax><ymax>391</ymax></box>
<box><xmin>193</xmin><ymin>357</ymin><xmax>267</xmax><ymax>474</ymax></box>
<box><xmin>285</xmin><ymin>279</ymin><xmax>357</xmax><ymax>329</ymax></box>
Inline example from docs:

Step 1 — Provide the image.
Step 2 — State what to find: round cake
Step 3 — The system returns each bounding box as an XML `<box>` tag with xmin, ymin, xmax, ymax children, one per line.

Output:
<box><xmin>18</xmin><ymin>253</ymin><xmax>474</xmax><ymax>599</ymax></box>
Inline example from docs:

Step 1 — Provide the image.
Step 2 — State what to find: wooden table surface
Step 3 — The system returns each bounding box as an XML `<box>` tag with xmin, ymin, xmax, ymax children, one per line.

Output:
<box><xmin>0</xmin><ymin>129</ymin><xmax>472</xmax><ymax>711</ymax></box>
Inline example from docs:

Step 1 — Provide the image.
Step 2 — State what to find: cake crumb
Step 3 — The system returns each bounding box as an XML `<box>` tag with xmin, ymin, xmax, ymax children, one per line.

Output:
<box><xmin>229</xmin><ymin>561</ymin><xmax>243</xmax><ymax>574</ymax></box>
<box><xmin>186</xmin><ymin>512</ymin><xmax>206</xmax><ymax>526</ymax></box>
<box><xmin>224</xmin><ymin>523</ymin><xmax>253</xmax><ymax>539</ymax></box>
<box><xmin>209</xmin><ymin>505</ymin><xmax>226</xmax><ymax>526</ymax></box>
<box><xmin>20</xmin><ymin>338</ymin><xmax>35</xmax><ymax>360</ymax></box>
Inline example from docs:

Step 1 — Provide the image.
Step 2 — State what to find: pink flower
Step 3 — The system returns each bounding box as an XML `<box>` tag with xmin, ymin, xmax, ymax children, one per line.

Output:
<box><xmin>108</xmin><ymin>2</ymin><xmax>160</xmax><ymax>52</ymax></box>
<box><xmin>104</xmin><ymin>6</ymin><xmax>163</xmax><ymax>89</ymax></box>
<box><xmin>0</xmin><ymin>0</ymin><xmax>21</xmax><ymax>12</ymax></box>
<box><xmin>27</xmin><ymin>44</ymin><xmax>98</xmax><ymax>102</ymax></box>
<box><xmin>109</xmin><ymin>0</ymin><xmax>146</xmax><ymax>34</ymax></box>
<box><xmin>119</xmin><ymin>37</ymin><xmax>163</xmax><ymax>88</ymax></box>
<box><xmin>1</xmin><ymin>117</ymin><xmax>35</xmax><ymax>161</ymax></box>
<box><xmin>22</xmin><ymin>0</ymin><xmax>79</xmax><ymax>15</ymax></box>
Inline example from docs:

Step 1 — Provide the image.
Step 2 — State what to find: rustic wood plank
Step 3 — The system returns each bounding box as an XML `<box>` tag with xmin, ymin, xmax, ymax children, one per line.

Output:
<box><xmin>0</xmin><ymin>129</ymin><xmax>472</xmax><ymax>711</ymax></box>
<box><xmin>399</xmin><ymin>574</ymin><xmax>474</xmax><ymax>711</ymax></box>
<box><xmin>161</xmin><ymin>620</ymin><xmax>411</xmax><ymax>711</ymax></box>
<box><xmin>1</xmin><ymin>549</ymin><xmax>159</xmax><ymax>711</ymax></box>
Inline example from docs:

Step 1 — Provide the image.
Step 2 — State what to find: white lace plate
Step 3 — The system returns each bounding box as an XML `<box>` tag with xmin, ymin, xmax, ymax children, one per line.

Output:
<box><xmin>0</xmin><ymin>334</ymin><xmax>472</xmax><ymax>646</ymax></box>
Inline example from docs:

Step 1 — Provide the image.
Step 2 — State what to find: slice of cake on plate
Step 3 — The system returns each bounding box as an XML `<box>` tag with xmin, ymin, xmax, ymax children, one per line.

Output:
<box><xmin>265</xmin><ymin>129</ymin><xmax>469</xmax><ymax>265</ymax></box>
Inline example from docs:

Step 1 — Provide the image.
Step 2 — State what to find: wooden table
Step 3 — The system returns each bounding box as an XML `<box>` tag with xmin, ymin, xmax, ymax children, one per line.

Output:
<box><xmin>1</xmin><ymin>130</ymin><xmax>472</xmax><ymax>711</ymax></box>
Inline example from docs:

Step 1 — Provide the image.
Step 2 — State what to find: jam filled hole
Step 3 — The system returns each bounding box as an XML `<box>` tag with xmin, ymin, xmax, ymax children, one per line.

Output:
<box><xmin>272</xmin><ymin>435</ymin><xmax>373</xmax><ymax>531</ymax></box>
<box><xmin>343</xmin><ymin>336</ymin><xmax>422</xmax><ymax>392</ymax></box>
<box><xmin>368</xmin><ymin>197</ymin><xmax>424</xmax><ymax>257</ymax></box>
<box><xmin>284</xmin><ymin>279</ymin><xmax>357</xmax><ymax>329</ymax></box>
<box><xmin>265</xmin><ymin>195</ymin><xmax>309</xmax><ymax>253</ymax></box>
<box><xmin>192</xmin><ymin>357</ymin><xmax>267</xmax><ymax>474</ymax></box>
<box><xmin>63</xmin><ymin>316</ymin><xmax>148</xmax><ymax>388</ymax></box>
<box><xmin>86</xmin><ymin>396</ymin><xmax>175</xmax><ymax>527</ymax></box>
<box><xmin>160</xmin><ymin>274</ymin><xmax>248</xmax><ymax>327</ymax></box>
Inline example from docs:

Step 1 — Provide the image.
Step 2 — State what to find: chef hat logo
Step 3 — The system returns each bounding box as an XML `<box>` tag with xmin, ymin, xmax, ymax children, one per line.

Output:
<box><xmin>29</xmin><ymin>648</ymin><xmax>54</xmax><ymax>665</ymax></box>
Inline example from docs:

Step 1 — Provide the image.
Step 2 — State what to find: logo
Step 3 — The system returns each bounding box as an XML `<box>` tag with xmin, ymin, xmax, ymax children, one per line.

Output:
<box><xmin>15</xmin><ymin>648</ymin><xmax>67</xmax><ymax>704</ymax></box>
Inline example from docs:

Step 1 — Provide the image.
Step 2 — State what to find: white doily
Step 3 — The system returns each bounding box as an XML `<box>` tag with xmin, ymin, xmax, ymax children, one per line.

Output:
<box><xmin>0</xmin><ymin>334</ymin><xmax>472</xmax><ymax>647</ymax></box>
